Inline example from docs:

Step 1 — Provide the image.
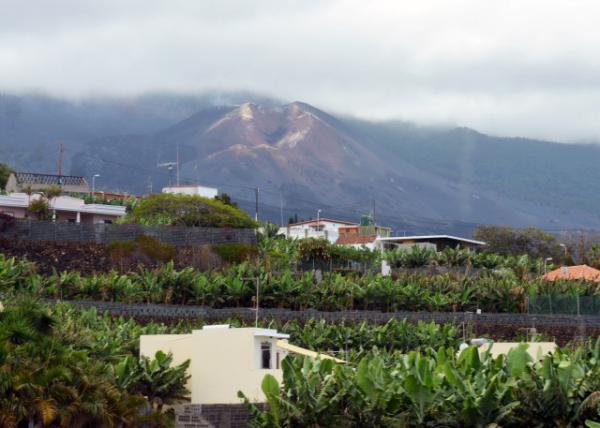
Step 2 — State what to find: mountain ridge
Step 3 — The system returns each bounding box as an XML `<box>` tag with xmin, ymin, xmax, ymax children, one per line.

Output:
<box><xmin>2</xmin><ymin>93</ymin><xmax>600</xmax><ymax>234</ymax></box>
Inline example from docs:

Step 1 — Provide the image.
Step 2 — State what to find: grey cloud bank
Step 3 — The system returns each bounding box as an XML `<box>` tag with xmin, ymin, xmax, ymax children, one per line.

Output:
<box><xmin>1</xmin><ymin>0</ymin><xmax>599</xmax><ymax>142</ymax></box>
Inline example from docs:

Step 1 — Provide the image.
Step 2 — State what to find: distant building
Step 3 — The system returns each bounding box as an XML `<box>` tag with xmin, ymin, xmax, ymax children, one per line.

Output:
<box><xmin>376</xmin><ymin>235</ymin><xmax>486</xmax><ymax>276</ymax></box>
<box><xmin>0</xmin><ymin>193</ymin><xmax>126</xmax><ymax>224</ymax></box>
<box><xmin>140</xmin><ymin>325</ymin><xmax>343</xmax><ymax>405</ymax></box>
<box><xmin>92</xmin><ymin>191</ymin><xmax>140</xmax><ymax>201</ymax></box>
<box><xmin>541</xmin><ymin>264</ymin><xmax>600</xmax><ymax>282</ymax></box>
<box><xmin>375</xmin><ymin>235</ymin><xmax>486</xmax><ymax>251</ymax></box>
<box><xmin>278</xmin><ymin>218</ymin><xmax>359</xmax><ymax>243</ymax></box>
<box><xmin>336</xmin><ymin>224</ymin><xmax>392</xmax><ymax>250</ymax></box>
<box><xmin>5</xmin><ymin>172</ymin><xmax>90</xmax><ymax>194</ymax></box>
<box><xmin>162</xmin><ymin>184</ymin><xmax>218</xmax><ymax>199</ymax></box>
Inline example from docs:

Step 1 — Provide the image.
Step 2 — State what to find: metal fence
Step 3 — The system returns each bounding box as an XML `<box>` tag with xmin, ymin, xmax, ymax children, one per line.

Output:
<box><xmin>0</xmin><ymin>219</ymin><xmax>256</xmax><ymax>246</ymax></box>
<box><xmin>528</xmin><ymin>294</ymin><xmax>600</xmax><ymax>316</ymax></box>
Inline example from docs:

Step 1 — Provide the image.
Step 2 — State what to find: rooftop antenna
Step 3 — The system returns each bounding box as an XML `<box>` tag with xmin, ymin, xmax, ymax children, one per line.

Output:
<box><xmin>157</xmin><ymin>162</ymin><xmax>178</xmax><ymax>187</ymax></box>
<box><xmin>57</xmin><ymin>142</ymin><xmax>64</xmax><ymax>176</ymax></box>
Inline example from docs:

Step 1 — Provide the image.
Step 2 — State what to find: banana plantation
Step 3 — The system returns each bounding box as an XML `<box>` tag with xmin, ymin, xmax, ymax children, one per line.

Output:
<box><xmin>1</xmin><ymin>235</ymin><xmax>599</xmax><ymax>426</ymax></box>
<box><xmin>243</xmin><ymin>341</ymin><xmax>600</xmax><ymax>427</ymax></box>
<box><xmin>0</xmin><ymin>248</ymin><xmax>596</xmax><ymax>313</ymax></box>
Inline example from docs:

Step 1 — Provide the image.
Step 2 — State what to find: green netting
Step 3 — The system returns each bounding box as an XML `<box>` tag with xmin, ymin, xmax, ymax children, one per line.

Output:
<box><xmin>528</xmin><ymin>294</ymin><xmax>600</xmax><ymax>315</ymax></box>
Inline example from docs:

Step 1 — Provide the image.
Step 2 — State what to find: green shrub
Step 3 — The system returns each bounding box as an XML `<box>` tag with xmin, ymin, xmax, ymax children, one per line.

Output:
<box><xmin>136</xmin><ymin>235</ymin><xmax>176</xmax><ymax>263</ymax></box>
<box><xmin>124</xmin><ymin>193</ymin><xmax>257</xmax><ymax>228</ymax></box>
<box><xmin>212</xmin><ymin>243</ymin><xmax>258</xmax><ymax>263</ymax></box>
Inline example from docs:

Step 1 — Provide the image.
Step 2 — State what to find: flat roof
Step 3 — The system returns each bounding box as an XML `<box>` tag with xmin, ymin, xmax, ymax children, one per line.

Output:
<box><xmin>163</xmin><ymin>184</ymin><xmax>217</xmax><ymax>190</ymax></box>
<box><xmin>377</xmin><ymin>235</ymin><xmax>486</xmax><ymax>246</ymax></box>
<box><xmin>288</xmin><ymin>218</ymin><xmax>359</xmax><ymax>227</ymax></box>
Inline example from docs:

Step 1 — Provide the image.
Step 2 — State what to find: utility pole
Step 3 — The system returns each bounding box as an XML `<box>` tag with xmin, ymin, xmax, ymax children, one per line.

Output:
<box><xmin>255</xmin><ymin>187</ymin><xmax>260</xmax><ymax>223</ymax></box>
<box><xmin>255</xmin><ymin>277</ymin><xmax>260</xmax><ymax>327</ymax></box>
<box><xmin>57</xmin><ymin>142</ymin><xmax>64</xmax><ymax>176</ymax></box>
<box><xmin>176</xmin><ymin>143</ymin><xmax>180</xmax><ymax>186</ymax></box>
<box><xmin>244</xmin><ymin>277</ymin><xmax>260</xmax><ymax>328</ymax></box>
<box><xmin>372</xmin><ymin>199</ymin><xmax>376</xmax><ymax>225</ymax></box>
<box><xmin>279</xmin><ymin>192</ymin><xmax>284</xmax><ymax>227</ymax></box>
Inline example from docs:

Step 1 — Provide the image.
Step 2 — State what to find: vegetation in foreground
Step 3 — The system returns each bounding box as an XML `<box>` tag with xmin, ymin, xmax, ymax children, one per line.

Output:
<box><xmin>2</xmin><ymin>250</ymin><xmax>600</xmax><ymax>313</ymax></box>
<box><xmin>243</xmin><ymin>341</ymin><xmax>600</xmax><ymax>427</ymax></box>
<box><xmin>0</xmin><ymin>299</ymin><xmax>189</xmax><ymax>427</ymax></box>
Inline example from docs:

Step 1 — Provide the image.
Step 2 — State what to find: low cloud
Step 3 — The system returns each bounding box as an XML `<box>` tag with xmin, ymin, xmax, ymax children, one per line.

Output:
<box><xmin>1</xmin><ymin>0</ymin><xmax>599</xmax><ymax>142</ymax></box>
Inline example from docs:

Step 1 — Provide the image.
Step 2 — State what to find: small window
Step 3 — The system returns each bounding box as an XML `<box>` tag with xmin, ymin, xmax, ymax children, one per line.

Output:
<box><xmin>103</xmin><ymin>220</ymin><xmax>113</xmax><ymax>224</ymax></box>
<box><xmin>261</xmin><ymin>342</ymin><xmax>271</xmax><ymax>369</ymax></box>
<box><xmin>67</xmin><ymin>218</ymin><xmax>76</xmax><ymax>223</ymax></box>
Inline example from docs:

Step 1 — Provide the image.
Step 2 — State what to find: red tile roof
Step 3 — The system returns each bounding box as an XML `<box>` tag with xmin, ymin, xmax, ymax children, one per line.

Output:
<box><xmin>336</xmin><ymin>235</ymin><xmax>377</xmax><ymax>245</ymax></box>
<box><xmin>541</xmin><ymin>265</ymin><xmax>600</xmax><ymax>282</ymax></box>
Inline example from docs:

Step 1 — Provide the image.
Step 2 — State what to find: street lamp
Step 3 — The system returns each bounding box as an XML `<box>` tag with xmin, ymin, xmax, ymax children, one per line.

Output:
<box><xmin>559</xmin><ymin>243</ymin><xmax>568</xmax><ymax>261</ymax></box>
<box><xmin>544</xmin><ymin>257</ymin><xmax>553</xmax><ymax>274</ymax></box>
<box><xmin>243</xmin><ymin>277</ymin><xmax>260</xmax><ymax>327</ymax></box>
<box><xmin>92</xmin><ymin>174</ymin><xmax>100</xmax><ymax>200</ymax></box>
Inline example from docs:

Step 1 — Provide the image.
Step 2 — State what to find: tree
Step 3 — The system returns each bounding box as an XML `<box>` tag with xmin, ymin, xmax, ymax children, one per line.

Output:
<box><xmin>474</xmin><ymin>225</ymin><xmax>562</xmax><ymax>260</ymax></box>
<box><xmin>23</xmin><ymin>185</ymin><xmax>33</xmax><ymax>205</ymax></box>
<box><xmin>41</xmin><ymin>185</ymin><xmax>62</xmax><ymax>222</ymax></box>
<box><xmin>27</xmin><ymin>198</ymin><xmax>51</xmax><ymax>220</ymax></box>
<box><xmin>0</xmin><ymin>164</ymin><xmax>12</xmax><ymax>191</ymax></box>
<box><xmin>261</xmin><ymin>221</ymin><xmax>281</xmax><ymax>238</ymax></box>
<box><xmin>125</xmin><ymin>193</ymin><xmax>257</xmax><ymax>228</ymax></box>
<box><xmin>215</xmin><ymin>192</ymin><xmax>238</xmax><ymax>208</ymax></box>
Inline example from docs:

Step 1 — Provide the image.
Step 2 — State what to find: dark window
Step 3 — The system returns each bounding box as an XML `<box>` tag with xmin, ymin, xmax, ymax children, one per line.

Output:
<box><xmin>103</xmin><ymin>220</ymin><xmax>113</xmax><ymax>224</ymax></box>
<box><xmin>67</xmin><ymin>219</ymin><xmax>76</xmax><ymax>223</ymax></box>
<box><xmin>261</xmin><ymin>342</ymin><xmax>271</xmax><ymax>369</ymax></box>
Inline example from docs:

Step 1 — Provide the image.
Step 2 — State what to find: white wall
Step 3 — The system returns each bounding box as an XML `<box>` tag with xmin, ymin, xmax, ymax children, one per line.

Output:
<box><xmin>281</xmin><ymin>221</ymin><xmax>355</xmax><ymax>243</ymax></box>
<box><xmin>140</xmin><ymin>328</ymin><xmax>289</xmax><ymax>405</ymax></box>
<box><xmin>162</xmin><ymin>185</ymin><xmax>218</xmax><ymax>199</ymax></box>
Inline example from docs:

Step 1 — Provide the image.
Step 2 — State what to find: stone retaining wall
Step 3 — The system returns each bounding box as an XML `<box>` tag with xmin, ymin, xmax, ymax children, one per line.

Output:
<box><xmin>52</xmin><ymin>299</ymin><xmax>600</xmax><ymax>328</ymax></box>
<box><xmin>1</xmin><ymin>219</ymin><xmax>256</xmax><ymax>246</ymax></box>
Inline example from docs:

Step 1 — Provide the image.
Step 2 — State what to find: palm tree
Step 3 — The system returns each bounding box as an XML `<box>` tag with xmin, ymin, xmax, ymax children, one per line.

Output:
<box><xmin>41</xmin><ymin>185</ymin><xmax>62</xmax><ymax>222</ymax></box>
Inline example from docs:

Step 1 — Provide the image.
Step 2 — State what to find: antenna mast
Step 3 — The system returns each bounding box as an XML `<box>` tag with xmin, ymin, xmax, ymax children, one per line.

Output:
<box><xmin>157</xmin><ymin>162</ymin><xmax>178</xmax><ymax>187</ymax></box>
<box><xmin>57</xmin><ymin>142</ymin><xmax>64</xmax><ymax>176</ymax></box>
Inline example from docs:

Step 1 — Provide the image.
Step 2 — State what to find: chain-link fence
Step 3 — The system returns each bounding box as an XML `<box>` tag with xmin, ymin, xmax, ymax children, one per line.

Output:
<box><xmin>528</xmin><ymin>294</ymin><xmax>600</xmax><ymax>316</ymax></box>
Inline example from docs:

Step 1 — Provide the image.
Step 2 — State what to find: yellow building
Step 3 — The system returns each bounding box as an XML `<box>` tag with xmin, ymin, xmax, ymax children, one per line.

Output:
<box><xmin>140</xmin><ymin>325</ymin><xmax>343</xmax><ymax>405</ymax></box>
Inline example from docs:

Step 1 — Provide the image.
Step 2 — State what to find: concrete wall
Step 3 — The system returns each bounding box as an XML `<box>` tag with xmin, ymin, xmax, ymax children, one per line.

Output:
<box><xmin>0</xmin><ymin>206</ymin><xmax>26</xmax><ymax>218</ymax></box>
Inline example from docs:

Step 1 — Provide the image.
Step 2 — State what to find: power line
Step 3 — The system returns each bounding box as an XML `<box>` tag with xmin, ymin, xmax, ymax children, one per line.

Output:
<box><xmin>70</xmin><ymin>149</ymin><xmax>488</xmax><ymax>230</ymax></box>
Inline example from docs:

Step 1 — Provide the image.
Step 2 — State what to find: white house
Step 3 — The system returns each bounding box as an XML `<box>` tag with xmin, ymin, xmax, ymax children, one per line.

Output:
<box><xmin>5</xmin><ymin>172</ymin><xmax>90</xmax><ymax>194</ymax></box>
<box><xmin>278</xmin><ymin>218</ymin><xmax>358</xmax><ymax>244</ymax></box>
<box><xmin>375</xmin><ymin>235</ymin><xmax>486</xmax><ymax>251</ymax></box>
<box><xmin>376</xmin><ymin>235</ymin><xmax>486</xmax><ymax>276</ymax></box>
<box><xmin>0</xmin><ymin>193</ymin><xmax>126</xmax><ymax>224</ymax></box>
<box><xmin>139</xmin><ymin>325</ymin><xmax>343</xmax><ymax>405</ymax></box>
<box><xmin>162</xmin><ymin>184</ymin><xmax>218</xmax><ymax>199</ymax></box>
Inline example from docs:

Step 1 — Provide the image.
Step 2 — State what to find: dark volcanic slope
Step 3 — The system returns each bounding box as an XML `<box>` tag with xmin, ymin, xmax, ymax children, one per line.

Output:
<box><xmin>70</xmin><ymin>100</ymin><xmax>600</xmax><ymax>233</ymax></box>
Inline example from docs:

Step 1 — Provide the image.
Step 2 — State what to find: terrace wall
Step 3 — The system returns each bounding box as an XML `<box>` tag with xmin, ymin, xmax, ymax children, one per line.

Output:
<box><xmin>54</xmin><ymin>299</ymin><xmax>600</xmax><ymax>344</ymax></box>
<box><xmin>0</xmin><ymin>219</ymin><xmax>256</xmax><ymax>246</ymax></box>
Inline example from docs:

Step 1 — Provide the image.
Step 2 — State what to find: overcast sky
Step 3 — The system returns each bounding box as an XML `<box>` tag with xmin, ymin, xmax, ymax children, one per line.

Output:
<box><xmin>1</xmin><ymin>0</ymin><xmax>600</xmax><ymax>142</ymax></box>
